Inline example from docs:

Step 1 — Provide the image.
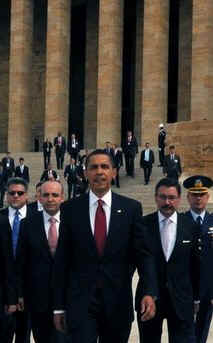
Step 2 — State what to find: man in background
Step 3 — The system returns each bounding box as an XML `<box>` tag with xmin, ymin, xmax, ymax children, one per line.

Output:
<box><xmin>163</xmin><ymin>145</ymin><xmax>182</xmax><ymax>180</ymax></box>
<box><xmin>140</xmin><ymin>142</ymin><xmax>155</xmax><ymax>185</ymax></box>
<box><xmin>158</xmin><ymin>124</ymin><xmax>166</xmax><ymax>167</ymax></box>
<box><xmin>54</xmin><ymin>132</ymin><xmax>66</xmax><ymax>170</ymax></box>
<box><xmin>15</xmin><ymin>157</ymin><xmax>30</xmax><ymax>183</ymax></box>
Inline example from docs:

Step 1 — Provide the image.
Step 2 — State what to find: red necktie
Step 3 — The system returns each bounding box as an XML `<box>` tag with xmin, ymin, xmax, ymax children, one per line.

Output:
<box><xmin>48</xmin><ymin>217</ymin><xmax>58</xmax><ymax>256</ymax></box>
<box><xmin>94</xmin><ymin>199</ymin><xmax>107</xmax><ymax>256</ymax></box>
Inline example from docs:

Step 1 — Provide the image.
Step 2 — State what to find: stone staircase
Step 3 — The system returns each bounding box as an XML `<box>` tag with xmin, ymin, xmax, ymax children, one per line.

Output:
<box><xmin>1</xmin><ymin>151</ymin><xmax>213</xmax><ymax>213</ymax></box>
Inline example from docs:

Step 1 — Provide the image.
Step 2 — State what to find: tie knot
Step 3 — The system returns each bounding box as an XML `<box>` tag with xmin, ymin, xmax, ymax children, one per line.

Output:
<box><xmin>49</xmin><ymin>217</ymin><xmax>57</xmax><ymax>224</ymax></box>
<box><xmin>15</xmin><ymin>210</ymin><xmax>20</xmax><ymax>216</ymax></box>
<box><xmin>196</xmin><ymin>216</ymin><xmax>202</xmax><ymax>225</ymax></box>
<box><xmin>98</xmin><ymin>199</ymin><xmax>104</xmax><ymax>207</ymax></box>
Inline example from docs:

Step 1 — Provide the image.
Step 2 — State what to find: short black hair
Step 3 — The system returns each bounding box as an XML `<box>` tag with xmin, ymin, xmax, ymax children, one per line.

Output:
<box><xmin>36</xmin><ymin>181</ymin><xmax>43</xmax><ymax>190</ymax></box>
<box><xmin>85</xmin><ymin>149</ymin><xmax>115</xmax><ymax>169</ymax></box>
<box><xmin>7</xmin><ymin>177</ymin><xmax>28</xmax><ymax>192</ymax></box>
<box><xmin>155</xmin><ymin>177</ymin><xmax>181</xmax><ymax>196</ymax></box>
<box><xmin>169</xmin><ymin>145</ymin><xmax>175</xmax><ymax>150</ymax></box>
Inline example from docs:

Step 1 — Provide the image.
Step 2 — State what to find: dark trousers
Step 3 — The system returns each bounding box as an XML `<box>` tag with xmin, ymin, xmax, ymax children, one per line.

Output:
<box><xmin>56</xmin><ymin>151</ymin><xmax>65</xmax><ymax>169</ymax></box>
<box><xmin>0</xmin><ymin>187</ymin><xmax>5</xmax><ymax>208</ymax></box>
<box><xmin>115</xmin><ymin>168</ymin><xmax>120</xmax><ymax>187</ymax></box>
<box><xmin>125</xmin><ymin>154</ymin><xmax>135</xmax><ymax>177</ymax></box>
<box><xmin>137</xmin><ymin>297</ymin><xmax>195</xmax><ymax>343</ymax></box>
<box><xmin>31</xmin><ymin>311</ymin><xmax>66</xmax><ymax>343</ymax></box>
<box><xmin>195</xmin><ymin>295</ymin><xmax>213</xmax><ymax>343</ymax></box>
<box><xmin>159</xmin><ymin>147</ymin><xmax>165</xmax><ymax>166</ymax></box>
<box><xmin>142</xmin><ymin>163</ymin><xmax>152</xmax><ymax>184</ymax></box>
<box><xmin>1</xmin><ymin>311</ymin><xmax>31</xmax><ymax>343</ymax></box>
<box><xmin>44</xmin><ymin>153</ymin><xmax>51</xmax><ymax>169</ymax></box>
<box><xmin>67</xmin><ymin>182</ymin><xmax>76</xmax><ymax>199</ymax></box>
<box><xmin>67</xmin><ymin>288</ymin><xmax>131</xmax><ymax>343</ymax></box>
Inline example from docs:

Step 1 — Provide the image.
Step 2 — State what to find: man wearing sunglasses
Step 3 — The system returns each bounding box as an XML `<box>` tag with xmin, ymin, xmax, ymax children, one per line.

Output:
<box><xmin>0</xmin><ymin>177</ymin><xmax>33</xmax><ymax>343</ymax></box>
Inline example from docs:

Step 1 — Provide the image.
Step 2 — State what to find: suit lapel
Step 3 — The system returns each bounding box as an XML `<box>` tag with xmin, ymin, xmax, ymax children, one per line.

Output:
<box><xmin>169</xmin><ymin>213</ymin><xmax>183</xmax><ymax>261</ymax></box>
<box><xmin>35</xmin><ymin>212</ymin><xmax>52</xmax><ymax>259</ymax></box>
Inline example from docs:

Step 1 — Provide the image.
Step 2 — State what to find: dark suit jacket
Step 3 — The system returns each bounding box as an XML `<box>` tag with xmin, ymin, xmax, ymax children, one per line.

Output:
<box><xmin>43</xmin><ymin>141</ymin><xmax>53</xmax><ymax>156</ymax></box>
<box><xmin>54</xmin><ymin>136</ymin><xmax>66</xmax><ymax>154</ymax></box>
<box><xmin>15</xmin><ymin>165</ymin><xmax>30</xmax><ymax>183</ymax></box>
<box><xmin>67</xmin><ymin>139</ymin><xmax>80</xmax><ymax>155</ymax></box>
<box><xmin>163</xmin><ymin>154</ymin><xmax>182</xmax><ymax>179</ymax></box>
<box><xmin>158</xmin><ymin>129</ymin><xmax>166</xmax><ymax>148</ymax></box>
<box><xmin>135</xmin><ymin>211</ymin><xmax>200</xmax><ymax>323</ymax></box>
<box><xmin>53</xmin><ymin>192</ymin><xmax>157</xmax><ymax>332</ymax></box>
<box><xmin>40</xmin><ymin>169</ymin><xmax>57</xmax><ymax>182</ymax></box>
<box><xmin>0</xmin><ymin>215</ymin><xmax>17</xmax><ymax>313</ymax></box>
<box><xmin>2</xmin><ymin>157</ymin><xmax>15</xmax><ymax>179</ymax></box>
<box><xmin>113</xmin><ymin>150</ymin><xmax>123</xmax><ymax>169</ymax></box>
<box><xmin>0</xmin><ymin>169</ymin><xmax>7</xmax><ymax>191</ymax></box>
<box><xmin>16</xmin><ymin>211</ymin><xmax>62</xmax><ymax>312</ymax></box>
<box><xmin>123</xmin><ymin>136</ymin><xmax>138</xmax><ymax>158</ymax></box>
<box><xmin>140</xmin><ymin>149</ymin><xmax>155</xmax><ymax>168</ymax></box>
<box><xmin>64</xmin><ymin>165</ymin><xmax>78</xmax><ymax>184</ymax></box>
<box><xmin>185</xmin><ymin>211</ymin><xmax>213</xmax><ymax>300</ymax></box>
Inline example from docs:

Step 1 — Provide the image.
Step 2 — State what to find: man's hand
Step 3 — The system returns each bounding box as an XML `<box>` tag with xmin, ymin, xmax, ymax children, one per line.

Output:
<box><xmin>54</xmin><ymin>313</ymin><xmax>66</xmax><ymax>333</ymax></box>
<box><xmin>17</xmin><ymin>298</ymin><xmax>24</xmax><ymax>312</ymax></box>
<box><xmin>5</xmin><ymin>304</ymin><xmax>17</xmax><ymax>314</ymax></box>
<box><xmin>140</xmin><ymin>295</ymin><xmax>156</xmax><ymax>322</ymax></box>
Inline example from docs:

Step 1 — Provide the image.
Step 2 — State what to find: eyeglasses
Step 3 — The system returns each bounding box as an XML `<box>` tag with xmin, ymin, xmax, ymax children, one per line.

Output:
<box><xmin>8</xmin><ymin>191</ymin><xmax>25</xmax><ymax>196</ymax></box>
<box><xmin>157</xmin><ymin>194</ymin><xmax>178</xmax><ymax>201</ymax></box>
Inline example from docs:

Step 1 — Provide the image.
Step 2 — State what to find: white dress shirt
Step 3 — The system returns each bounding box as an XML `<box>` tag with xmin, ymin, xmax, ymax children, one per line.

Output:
<box><xmin>190</xmin><ymin>209</ymin><xmax>205</xmax><ymax>224</ymax></box>
<box><xmin>37</xmin><ymin>200</ymin><xmax>43</xmax><ymax>212</ymax></box>
<box><xmin>89</xmin><ymin>189</ymin><xmax>111</xmax><ymax>235</ymax></box>
<box><xmin>9</xmin><ymin>205</ymin><xmax>27</xmax><ymax>228</ymax></box>
<box><xmin>42</xmin><ymin>210</ymin><xmax>60</xmax><ymax>240</ymax></box>
<box><xmin>158</xmin><ymin>211</ymin><xmax>177</xmax><ymax>261</ymax></box>
<box><xmin>144</xmin><ymin>149</ymin><xmax>150</xmax><ymax>162</ymax></box>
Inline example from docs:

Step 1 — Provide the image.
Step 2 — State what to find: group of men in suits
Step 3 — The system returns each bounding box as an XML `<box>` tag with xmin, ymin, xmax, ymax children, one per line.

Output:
<box><xmin>0</xmin><ymin>149</ymin><xmax>212</xmax><ymax>343</ymax></box>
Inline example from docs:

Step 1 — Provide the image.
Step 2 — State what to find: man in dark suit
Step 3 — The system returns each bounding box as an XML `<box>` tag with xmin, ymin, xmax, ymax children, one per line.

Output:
<box><xmin>54</xmin><ymin>132</ymin><xmax>66</xmax><ymax>170</ymax></box>
<box><xmin>0</xmin><ymin>177</ymin><xmax>33</xmax><ymax>343</ymax></box>
<box><xmin>163</xmin><ymin>145</ymin><xmax>182</xmax><ymax>180</ymax></box>
<box><xmin>0</xmin><ymin>162</ymin><xmax>7</xmax><ymax>208</ymax></box>
<box><xmin>140</xmin><ymin>142</ymin><xmax>155</xmax><ymax>185</ymax></box>
<box><xmin>2</xmin><ymin>152</ymin><xmax>15</xmax><ymax>183</ymax></box>
<box><xmin>28</xmin><ymin>182</ymin><xmax>44</xmax><ymax>213</ymax></box>
<box><xmin>67</xmin><ymin>133</ymin><xmax>80</xmax><ymax>163</ymax></box>
<box><xmin>43</xmin><ymin>138</ymin><xmax>53</xmax><ymax>169</ymax></box>
<box><xmin>40</xmin><ymin>163</ymin><xmax>58</xmax><ymax>182</ymax></box>
<box><xmin>183</xmin><ymin>175</ymin><xmax>213</xmax><ymax>343</ymax></box>
<box><xmin>112</xmin><ymin>144</ymin><xmax>123</xmax><ymax>188</ymax></box>
<box><xmin>123</xmin><ymin>130</ymin><xmax>138</xmax><ymax>177</ymax></box>
<box><xmin>103</xmin><ymin>141</ymin><xmax>114</xmax><ymax>159</ymax></box>
<box><xmin>158</xmin><ymin>123</ymin><xmax>166</xmax><ymax>167</ymax></box>
<box><xmin>0</xmin><ymin>216</ymin><xmax>17</xmax><ymax>340</ymax></box>
<box><xmin>16</xmin><ymin>180</ymin><xmax>66</xmax><ymax>343</ymax></box>
<box><xmin>53</xmin><ymin>150</ymin><xmax>157</xmax><ymax>343</ymax></box>
<box><xmin>136</xmin><ymin>177</ymin><xmax>200</xmax><ymax>343</ymax></box>
<box><xmin>15</xmin><ymin>157</ymin><xmax>30</xmax><ymax>183</ymax></box>
<box><xmin>64</xmin><ymin>158</ymin><xmax>78</xmax><ymax>199</ymax></box>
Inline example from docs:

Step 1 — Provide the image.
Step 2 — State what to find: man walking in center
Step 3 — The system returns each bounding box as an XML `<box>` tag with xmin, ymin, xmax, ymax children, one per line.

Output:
<box><xmin>53</xmin><ymin>149</ymin><xmax>157</xmax><ymax>343</ymax></box>
<box><xmin>163</xmin><ymin>145</ymin><xmax>182</xmax><ymax>180</ymax></box>
<box><xmin>140</xmin><ymin>142</ymin><xmax>155</xmax><ymax>185</ymax></box>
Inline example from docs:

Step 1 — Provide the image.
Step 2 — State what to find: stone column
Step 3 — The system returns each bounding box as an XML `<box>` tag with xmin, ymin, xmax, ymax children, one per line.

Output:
<box><xmin>45</xmin><ymin>0</ymin><xmax>71</xmax><ymax>141</ymax></box>
<box><xmin>134</xmin><ymin>0</ymin><xmax>144</xmax><ymax>145</ymax></box>
<box><xmin>96</xmin><ymin>0</ymin><xmax>124</xmax><ymax>147</ymax></box>
<box><xmin>84</xmin><ymin>0</ymin><xmax>99</xmax><ymax>149</ymax></box>
<box><xmin>8</xmin><ymin>0</ymin><xmax>33</xmax><ymax>152</ymax></box>
<box><xmin>191</xmin><ymin>0</ymin><xmax>213</xmax><ymax>120</ymax></box>
<box><xmin>142</xmin><ymin>0</ymin><xmax>169</xmax><ymax>145</ymax></box>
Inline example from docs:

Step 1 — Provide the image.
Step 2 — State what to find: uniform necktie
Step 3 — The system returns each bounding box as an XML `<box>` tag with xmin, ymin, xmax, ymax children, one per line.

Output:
<box><xmin>161</xmin><ymin>218</ymin><xmax>173</xmax><ymax>261</ymax></box>
<box><xmin>48</xmin><ymin>217</ymin><xmax>58</xmax><ymax>256</ymax></box>
<box><xmin>94</xmin><ymin>199</ymin><xmax>107</xmax><ymax>256</ymax></box>
<box><xmin>196</xmin><ymin>216</ymin><xmax>202</xmax><ymax>228</ymax></box>
<box><xmin>12</xmin><ymin>210</ymin><xmax>20</xmax><ymax>257</ymax></box>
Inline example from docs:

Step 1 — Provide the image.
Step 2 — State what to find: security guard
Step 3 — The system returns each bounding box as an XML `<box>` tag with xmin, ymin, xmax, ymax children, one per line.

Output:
<box><xmin>183</xmin><ymin>175</ymin><xmax>213</xmax><ymax>343</ymax></box>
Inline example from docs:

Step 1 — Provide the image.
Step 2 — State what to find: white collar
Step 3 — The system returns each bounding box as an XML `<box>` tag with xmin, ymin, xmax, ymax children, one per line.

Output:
<box><xmin>89</xmin><ymin>189</ymin><xmax>112</xmax><ymax>208</ymax></box>
<box><xmin>190</xmin><ymin>209</ymin><xmax>206</xmax><ymax>222</ymax></box>
<box><xmin>9</xmin><ymin>204</ymin><xmax>27</xmax><ymax>218</ymax></box>
<box><xmin>42</xmin><ymin>209</ymin><xmax>60</xmax><ymax>223</ymax></box>
<box><xmin>158</xmin><ymin>210</ymin><xmax>177</xmax><ymax>224</ymax></box>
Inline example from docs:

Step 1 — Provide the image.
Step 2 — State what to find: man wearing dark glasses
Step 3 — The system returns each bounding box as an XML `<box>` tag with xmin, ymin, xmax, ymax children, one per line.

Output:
<box><xmin>0</xmin><ymin>177</ymin><xmax>33</xmax><ymax>343</ymax></box>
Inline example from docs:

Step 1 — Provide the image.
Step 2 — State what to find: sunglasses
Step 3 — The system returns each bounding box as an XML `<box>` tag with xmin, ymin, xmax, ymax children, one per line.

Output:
<box><xmin>8</xmin><ymin>191</ymin><xmax>25</xmax><ymax>196</ymax></box>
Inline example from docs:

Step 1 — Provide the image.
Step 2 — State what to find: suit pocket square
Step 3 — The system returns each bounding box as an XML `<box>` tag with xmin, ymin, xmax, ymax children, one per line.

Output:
<box><xmin>117</xmin><ymin>209</ymin><xmax>123</xmax><ymax>213</ymax></box>
<box><xmin>182</xmin><ymin>240</ymin><xmax>191</xmax><ymax>243</ymax></box>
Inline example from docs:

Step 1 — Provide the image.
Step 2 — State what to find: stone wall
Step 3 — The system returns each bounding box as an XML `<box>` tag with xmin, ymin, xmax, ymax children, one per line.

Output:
<box><xmin>166</xmin><ymin>120</ymin><xmax>213</xmax><ymax>178</ymax></box>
